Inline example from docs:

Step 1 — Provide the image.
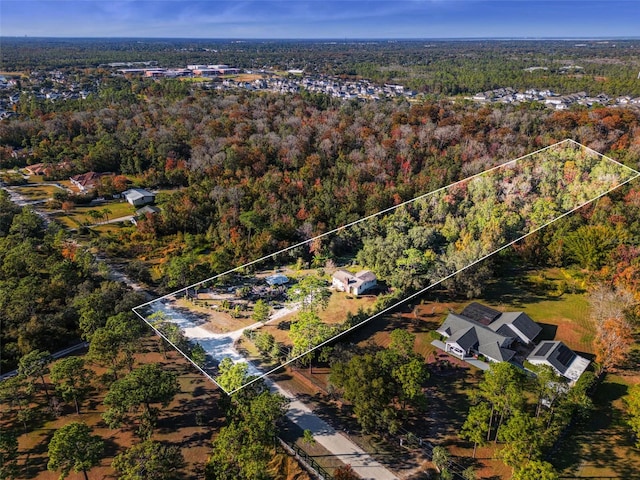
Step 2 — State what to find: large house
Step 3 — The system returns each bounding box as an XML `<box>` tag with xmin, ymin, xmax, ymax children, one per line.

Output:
<box><xmin>70</xmin><ymin>171</ymin><xmax>112</xmax><ymax>192</ymax></box>
<box><xmin>332</xmin><ymin>269</ymin><xmax>377</xmax><ymax>295</ymax></box>
<box><xmin>527</xmin><ymin>341</ymin><xmax>590</xmax><ymax>384</ymax></box>
<box><xmin>437</xmin><ymin>303</ymin><xmax>542</xmax><ymax>363</ymax></box>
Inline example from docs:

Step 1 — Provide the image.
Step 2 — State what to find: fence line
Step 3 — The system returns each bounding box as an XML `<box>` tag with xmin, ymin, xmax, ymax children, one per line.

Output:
<box><xmin>276</xmin><ymin>437</ymin><xmax>334</xmax><ymax>480</ymax></box>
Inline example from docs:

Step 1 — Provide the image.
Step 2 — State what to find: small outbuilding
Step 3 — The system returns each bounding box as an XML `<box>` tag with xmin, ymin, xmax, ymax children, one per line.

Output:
<box><xmin>527</xmin><ymin>340</ymin><xmax>590</xmax><ymax>384</ymax></box>
<box><xmin>266</xmin><ymin>273</ymin><xmax>289</xmax><ymax>286</ymax></box>
<box><xmin>123</xmin><ymin>188</ymin><xmax>156</xmax><ymax>206</ymax></box>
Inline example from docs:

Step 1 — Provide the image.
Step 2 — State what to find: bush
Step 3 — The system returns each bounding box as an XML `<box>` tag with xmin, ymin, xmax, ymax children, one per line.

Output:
<box><xmin>428</xmin><ymin>330</ymin><xmax>441</xmax><ymax>340</ymax></box>
<box><xmin>254</xmin><ymin>331</ymin><xmax>275</xmax><ymax>355</ymax></box>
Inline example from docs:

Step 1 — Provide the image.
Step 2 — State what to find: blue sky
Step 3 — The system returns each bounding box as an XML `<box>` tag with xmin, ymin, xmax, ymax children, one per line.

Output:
<box><xmin>1</xmin><ymin>1</ymin><xmax>638</xmax><ymax>39</ymax></box>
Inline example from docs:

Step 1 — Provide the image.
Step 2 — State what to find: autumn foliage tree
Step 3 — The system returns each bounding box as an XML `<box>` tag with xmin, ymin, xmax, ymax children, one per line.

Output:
<box><xmin>589</xmin><ymin>284</ymin><xmax>636</xmax><ymax>373</ymax></box>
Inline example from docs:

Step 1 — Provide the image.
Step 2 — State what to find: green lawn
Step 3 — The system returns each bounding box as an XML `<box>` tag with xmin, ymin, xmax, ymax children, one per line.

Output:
<box><xmin>13</xmin><ymin>183</ymin><xmax>63</xmax><ymax>201</ymax></box>
<box><xmin>552</xmin><ymin>373</ymin><xmax>640</xmax><ymax>478</ymax></box>
<box><xmin>62</xmin><ymin>201</ymin><xmax>136</xmax><ymax>226</ymax></box>
<box><xmin>469</xmin><ymin>266</ymin><xmax>595</xmax><ymax>354</ymax></box>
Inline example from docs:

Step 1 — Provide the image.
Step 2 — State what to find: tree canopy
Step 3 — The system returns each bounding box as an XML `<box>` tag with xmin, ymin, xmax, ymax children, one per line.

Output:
<box><xmin>47</xmin><ymin>422</ymin><xmax>104</xmax><ymax>480</ymax></box>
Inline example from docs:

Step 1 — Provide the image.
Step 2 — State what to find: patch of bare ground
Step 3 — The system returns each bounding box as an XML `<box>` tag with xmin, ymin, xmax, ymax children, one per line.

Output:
<box><xmin>171</xmin><ymin>297</ymin><xmax>254</xmax><ymax>333</ymax></box>
<box><xmin>3</xmin><ymin>335</ymin><xmax>308</xmax><ymax>480</ymax></box>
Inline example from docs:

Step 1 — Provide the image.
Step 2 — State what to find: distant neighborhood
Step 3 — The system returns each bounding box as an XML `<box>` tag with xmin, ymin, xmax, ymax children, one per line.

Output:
<box><xmin>5</xmin><ymin>62</ymin><xmax>640</xmax><ymax>119</ymax></box>
<box><xmin>468</xmin><ymin>86</ymin><xmax>640</xmax><ymax>109</ymax></box>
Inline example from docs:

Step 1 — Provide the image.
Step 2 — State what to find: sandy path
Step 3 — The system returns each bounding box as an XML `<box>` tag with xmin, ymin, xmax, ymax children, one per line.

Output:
<box><xmin>148</xmin><ymin>299</ymin><xmax>399</xmax><ymax>479</ymax></box>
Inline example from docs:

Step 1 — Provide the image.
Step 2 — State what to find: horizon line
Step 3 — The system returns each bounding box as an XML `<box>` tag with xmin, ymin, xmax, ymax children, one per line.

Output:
<box><xmin>3</xmin><ymin>36</ymin><xmax>640</xmax><ymax>41</ymax></box>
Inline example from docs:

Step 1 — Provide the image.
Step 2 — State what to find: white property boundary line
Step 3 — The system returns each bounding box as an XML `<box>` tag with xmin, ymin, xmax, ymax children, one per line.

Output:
<box><xmin>132</xmin><ymin>140</ymin><xmax>640</xmax><ymax>394</ymax></box>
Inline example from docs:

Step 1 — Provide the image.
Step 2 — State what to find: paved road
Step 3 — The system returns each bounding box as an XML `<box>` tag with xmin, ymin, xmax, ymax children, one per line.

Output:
<box><xmin>0</xmin><ymin>342</ymin><xmax>89</xmax><ymax>381</ymax></box>
<box><xmin>148</xmin><ymin>299</ymin><xmax>399</xmax><ymax>480</ymax></box>
<box><xmin>279</xmin><ymin>391</ymin><xmax>399</xmax><ymax>480</ymax></box>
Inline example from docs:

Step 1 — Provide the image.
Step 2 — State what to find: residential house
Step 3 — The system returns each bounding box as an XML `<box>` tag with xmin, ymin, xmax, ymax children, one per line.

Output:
<box><xmin>437</xmin><ymin>303</ymin><xmax>542</xmax><ymax>363</ymax></box>
<box><xmin>123</xmin><ymin>188</ymin><xmax>156</xmax><ymax>206</ymax></box>
<box><xmin>460</xmin><ymin>303</ymin><xmax>541</xmax><ymax>345</ymax></box>
<box><xmin>438</xmin><ymin>313</ymin><xmax>516</xmax><ymax>362</ymax></box>
<box><xmin>25</xmin><ymin>161</ymin><xmax>71</xmax><ymax>177</ymax></box>
<box><xmin>25</xmin><ymin>163</ymin><xmax>48</xmax><ymax>176</ymax></box>
<box><xmin>332</xmin><ymin>269</ymin><xmax>377</xmax><ymax>295</ymax></box>
<box><xmin>131</xmin><ymin>205</ymin><xmax>161</xmax><ymax>225</ymax></box>
<box><xmin>70</xmin><ymin>172</ymin><xmax>112</xmax><ymax>192</ymax></box>
<box><xmin>527</xmin><ymin>341</ymin><xmax>590</xmax><ymax>384</ymax></box>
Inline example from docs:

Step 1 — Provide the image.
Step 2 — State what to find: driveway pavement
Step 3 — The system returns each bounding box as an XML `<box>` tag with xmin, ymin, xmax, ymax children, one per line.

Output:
<box><xmin>146</xmin><ymin>299</ymin><xmax>399</xmax><ymax>480</ymax></box>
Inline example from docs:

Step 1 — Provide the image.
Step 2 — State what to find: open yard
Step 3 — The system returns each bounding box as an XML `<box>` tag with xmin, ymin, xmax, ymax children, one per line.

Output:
<box><xmin>12</xmin><ymin>183</ymin><xmax>64</xmax><ymax>202</ymax></box>
<box><xmin>52</xmin><ymin>201</ymin><xmax>136</xmax><ymax>228</ymax></box>
<box><xmin>250</xmin><ymin>290</ymin><xmax>377</xmax><ymax>351</ymax></box>
<box><xmin>174</xmin><ymin>297</ymin><xmax>255</xmax><ymax>333</ymax></box>
<box><xmin>3</xmin><ymin>337</ymin><xmax>224</xmax><ymax>480</ymax></box>
<box><xmin>551</xmin><ymin>373</ymin><xmax>640</xmax><ymax>478</ymax></box>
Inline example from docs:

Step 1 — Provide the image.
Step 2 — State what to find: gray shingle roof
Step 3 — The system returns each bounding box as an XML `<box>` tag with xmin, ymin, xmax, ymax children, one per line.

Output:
<box><xmin>448</xmin><ymin>326</ymin><xmax>478</xmax><ymax>352</ymax></box>
<box><xmin>478</xmin><ymin>341</ymin><xmax>516</xmax><ymax>362</ymax></box>
<box><xmin>136</xmin><ymin>205</ymin><xmax>160</xmax><ymax>216</ymax></box>
<box><xmin>438</xmin><ymin>313</ymin><xmax>515</xmax><ymax>362</ymax></box>
<box><xmin>124</xmin><ymin>188</ymin><xmax>155</xmax><ymax>201</ymax></box>
<box><xmin>355</xmin><ymin>270</ymin><xmax>377</xmax><ymax>283</ymax></box>
<box><xmin>488</xmin><ymin>312</ymin><xmax>542</xmax><ymax>343</ymax></box>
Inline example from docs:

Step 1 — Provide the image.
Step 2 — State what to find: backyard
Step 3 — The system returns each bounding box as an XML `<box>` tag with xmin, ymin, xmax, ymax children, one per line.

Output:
<box><xmin>271</xmin><ymin>263</ymin><xmax>640</xmax><ymax>478</ymax></box>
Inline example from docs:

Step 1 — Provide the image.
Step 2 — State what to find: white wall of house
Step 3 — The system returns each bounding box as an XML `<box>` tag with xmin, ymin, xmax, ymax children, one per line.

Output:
<box><xmin>332</xmin><ymin>277</ymin><xmax>347</xmax><ymax>292</ymax></box>
<box><xmin>355</xmin><ymin>279</ymin><xmax>376</xmax><ymax>295</ymax></box>
<box><xmin>127</xmin><ymin>194</ymin><xmax>154</xmax><ymax>206</ymax></box>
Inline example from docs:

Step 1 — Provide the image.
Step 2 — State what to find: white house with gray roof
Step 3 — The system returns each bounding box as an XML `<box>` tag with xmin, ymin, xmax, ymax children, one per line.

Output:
<box><xmin>332</xmin><ymin>269</ymin><xmax>377</xmax><ymax>295</ymax></box>
<box><xmin>527</xmin><ymin>340</ymin><xmax>590</xmax><ymax>384</ymax></box>
<box><xmin>437</xmin><ymin>303</ymin><xmax>542</xmax><ymax>363</ymax></box>
<box><xmin>123</xmin><ymin>188</ymin><xmax>156</xmax><ymax>206</ymax></box>
<box><xmin>438</xmin><ymin>313</ymin><xmax>517</xmax><ymax>363</ymax></box>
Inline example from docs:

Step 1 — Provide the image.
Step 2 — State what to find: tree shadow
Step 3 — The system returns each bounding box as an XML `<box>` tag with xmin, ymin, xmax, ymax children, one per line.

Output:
<box><xmin>19</xmin><ymin>429</ymin><xmax>52</xmax><ymax>479</ymax></box>
<box><xmin>101</xmin><ymin>436</ymin><xmax>122</xmax><ymax>459</ymax></box>
<box><xmin>620</xmin><ymin>347</ymin><xmax>640</xmax><ymax>371</ymax></box>
<box><xmin>552</xmin><ymin>379</ymin><xmax>630</xmax><ymax>473</ymax></box>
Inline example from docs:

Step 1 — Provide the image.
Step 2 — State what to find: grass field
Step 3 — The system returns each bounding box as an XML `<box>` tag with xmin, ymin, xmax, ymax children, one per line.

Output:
<box><xmin>12</xmin><ymin>184</ymin><xmax>63</xmax><ymax>202</ymax></box>
<box><xmin>56</xmin><ymin>201</ymin><xmax>136</xmax><ymax>228</ymax></box>
<box><xmin>552</xmin><ymin>373</ymin><xmax>640</xmax><ymax>478</ymax></box>
<box><xmin>473</xmin><ymin>266</ymin><xmax>594</xmax><ymax>355</ymax></box>
<box><xmin>233</xmin><ymin>73</ymin><xmax>264</xmax><ymax>82</ymax></box>
<box><xmin>256</xmin><ymin>290</ymin><xmax>377</xmax><ymax>349</ymax></box>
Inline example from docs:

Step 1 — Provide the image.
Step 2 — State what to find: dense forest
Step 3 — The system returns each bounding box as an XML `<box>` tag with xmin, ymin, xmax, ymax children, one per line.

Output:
<box><xmin>1</xmin><ymin>74</ymin><xmax>640</xmax><ymax>294</ymax></box>
<box><xmin>0</xmin><ymin>191</ymin><xmax>144</xmax><ymax>372</ymax></box>
<box><xmin>2</xmin><ymin>58</ymin><xmax>639</xmax><ymax>345</ymax></box>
